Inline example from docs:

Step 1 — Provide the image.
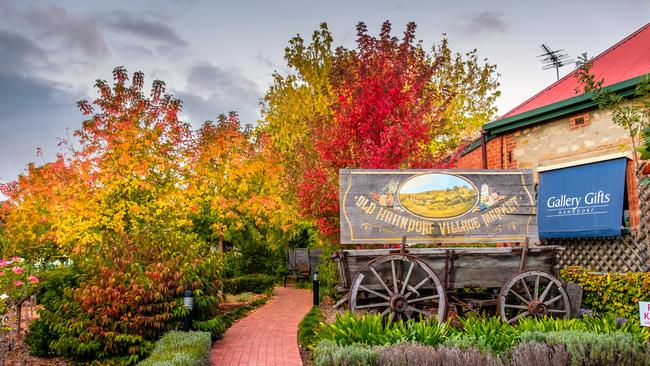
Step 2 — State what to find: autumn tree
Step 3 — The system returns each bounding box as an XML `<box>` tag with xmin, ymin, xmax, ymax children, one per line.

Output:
<box><xmin>261</xmin><ymin>21</ymin><xmax>501</xmax><ymax>238</ymax></box>
<box><xmin>187</xmin><ymin>112</ymin><xmax>295</xmax><ymax>272</ymax></box>
<box><xmin>0</xmin><ymin>156</ymin><xmax>76</xmax><ymax>261</ymax></box>
<box><xmin>3</xmin><ymin>68</ymin><xmax>223</xmax><ymax>363</ymax></box>
<box><xmin>260</xmin><ymin>24</ymin><xmax>335</xmax><ymax>208</ymax></box>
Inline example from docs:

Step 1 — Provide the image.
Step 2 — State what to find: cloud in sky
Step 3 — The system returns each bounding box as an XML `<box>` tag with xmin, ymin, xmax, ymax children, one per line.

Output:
<box><xmin>105</xmin><ymin>11</ymin><xmax>188</xmax><ymax>47</ymax></box>
<box><xmin>0</xmin><ymin>30</ymin><xmax>46</xmax><ymax>71</ymax></box>
<box><xmin>0</xmin><ymin>28</ymin><xmax>81</xmax><ymax>181</ymax></box>
<box><xmin>454</xmin><ymin>11</ymin><xmax>509</xmax><ymax>36</ymax></box>
<box><xmin>25</xmin><ymin>5</ymin><xmax>108</xmax><ymax>58</ymax></box>
<box><xmin>175</xmin><ymin>63</ymin><xmax>261</xmax><ymax>126</ymax></box>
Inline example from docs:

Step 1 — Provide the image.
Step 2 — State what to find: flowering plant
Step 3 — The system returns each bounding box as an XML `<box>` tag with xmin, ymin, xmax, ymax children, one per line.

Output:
<box><xmin>0</xmin><ymin>257</ymin><xmax>40</xmax><ymax>314</ymax></box>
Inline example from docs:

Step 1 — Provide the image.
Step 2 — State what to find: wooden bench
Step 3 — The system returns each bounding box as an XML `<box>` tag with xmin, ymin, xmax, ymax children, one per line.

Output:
<box><xmin>284</xmin><ymin>248</ymin><xmax>321</xmax><ymax>286</ymax></box>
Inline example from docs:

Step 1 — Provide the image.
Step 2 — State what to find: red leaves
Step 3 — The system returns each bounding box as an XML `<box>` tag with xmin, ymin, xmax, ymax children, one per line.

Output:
<box><xmin>297</xmin><ymin>21</ymin><xmax>449</xmax><ymax>238</ymax></box>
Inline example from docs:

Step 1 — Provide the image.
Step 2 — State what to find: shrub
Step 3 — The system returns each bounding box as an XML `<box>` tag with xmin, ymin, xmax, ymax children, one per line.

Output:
<box><xmin>192</xmin><ymin>317</ymin><xmax>227</xmax><ymax>341</ymax></box>
<box><xmin>138</xmin><ymin>331</ymin><xmax>211</xmax><ymax>366</ymax></box>
<box><xmin>27</xmin><ymin>251</ymin><xmax>222</xmax><ymax>364</ymax></box>
<box><xmin>317</xmin><ymin>312</ymin><xmax>450</xmax><ymax>347</ymax></box>
<box><xmin>26</xmin><ymin>318</ymin><xmax>54</xmax><ymax>357</ymax></box>
<box><xmin>25</xmin><ymin>264</ymin><xmax>81</xmax><ymax>357</ymax></box>
<box><xmin>445</xmin><ymin>317</ymin><xmax>518</xmax><ymax>355</ymax></box>
<box><xmin>222</xmin><ymin>238</ymin><xmax>285</xmax><ymax>278</ymax></box>
<box><xmin>313</xmin><ymin>340</ymin><xmax>377</xmax><ymax>366</ymax></box>
<box><xmin>519</xmin><ymin>331</ymin><xmax>648</xmax><ymax>366</ymax></box>
<box><xmin>376</xmin><ymin>343</ymin><xmax>438</xmax><ymax>366</ymax></box>
<box><xmin>377</xmin><ymin>343</ymin><xmax>504</xmax><ymax>366</ymax></box>
<box><xmin>318</xmin><ymin>312</ymin><xmax>386</xmax><ymax>346</ymax></box>
<box><xmin>560</xmin><ymin>266</ymin><xmax>650</xmax><ymax>319</ymax></box>
<box><xmin>223</xmin><ymin>274</ymin><xmax>275</xmax><ymax>294</ymax></box>
<box><xmin>509</xmin><ymin>342</ymin><xmax>570</xmax><ymax>366</ymax></box>
<box><xmin>298</xmin><ymin>306</ymin><xmax>323</xmax><ymax>349</ymax></box>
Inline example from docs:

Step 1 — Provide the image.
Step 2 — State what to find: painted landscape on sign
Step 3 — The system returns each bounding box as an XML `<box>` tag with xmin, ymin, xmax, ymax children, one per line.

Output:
<box><xmin>397</xmin><ymin>173</ymin><xmax>478</xmax><ymax>219</ymax></box>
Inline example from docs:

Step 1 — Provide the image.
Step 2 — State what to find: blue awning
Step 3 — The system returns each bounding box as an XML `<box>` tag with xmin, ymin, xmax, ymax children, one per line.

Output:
<box><xmin>538</xmin><ymin>158</ymin><xmax>627</xmax><ymax>238</ymax></box>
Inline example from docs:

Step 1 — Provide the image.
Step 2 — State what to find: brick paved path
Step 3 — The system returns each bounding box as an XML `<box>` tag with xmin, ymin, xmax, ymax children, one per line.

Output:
<box><xmin>210</xmin><ymin>287</ymin><xmax>312</xmax><ymax>366</ymax></box>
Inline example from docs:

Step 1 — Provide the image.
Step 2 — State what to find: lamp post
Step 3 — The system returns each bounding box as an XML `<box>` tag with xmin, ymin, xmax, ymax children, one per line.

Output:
<box><xmin>183</xmin><ymin>289</ymin><xmax>193</xmax><ymax>331</ymax></box>
<box><xmin>312</xmin><ymin>271</ymin><xmax>319</xmax><ymax>306</ymax></box>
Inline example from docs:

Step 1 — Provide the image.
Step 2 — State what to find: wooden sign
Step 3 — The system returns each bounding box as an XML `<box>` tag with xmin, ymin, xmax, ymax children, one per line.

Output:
<box><xmin>339</xmin><ymin>169</ymin><xmax>537</xmax><ymax>244</ymax></box>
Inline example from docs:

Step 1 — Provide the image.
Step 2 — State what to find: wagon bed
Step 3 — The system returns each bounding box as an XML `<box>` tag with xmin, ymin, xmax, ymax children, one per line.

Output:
<box><xmin>334</xmin><ymin>244</ymin><xmax>570</xmax><ymax>323</ymax></box>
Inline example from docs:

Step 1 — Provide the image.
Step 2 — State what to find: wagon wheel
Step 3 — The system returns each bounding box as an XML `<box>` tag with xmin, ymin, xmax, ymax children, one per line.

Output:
<box><xmin>349</xmin><ymin>254</ymin><xmax>447</xmax><ymax>322</ymax></box>
<box><xmin>498</xmin><ymin>270</ymin><xmax>570</xmax><ymax>323</ymax></box>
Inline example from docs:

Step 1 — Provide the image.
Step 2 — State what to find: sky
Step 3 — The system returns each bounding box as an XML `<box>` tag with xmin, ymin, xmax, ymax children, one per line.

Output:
<box><xmin>0</xmin><ymin>0</ymin><xmax>648</xmax><ymax>183</ymax></box>
<box><xmin>400</xmin><ymin>174</ymin><xmax>472</xmax><ymax>194</ymax></box>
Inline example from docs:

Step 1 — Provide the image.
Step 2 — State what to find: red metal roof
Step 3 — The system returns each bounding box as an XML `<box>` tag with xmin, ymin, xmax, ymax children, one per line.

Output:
<box><xmin>500</xmin><ymin>22</ymin><xmax>650</xmax><ymax>120</ymax></box>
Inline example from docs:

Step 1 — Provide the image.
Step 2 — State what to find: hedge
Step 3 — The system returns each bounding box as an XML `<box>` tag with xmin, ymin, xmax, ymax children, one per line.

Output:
<box><xmin>560</xmin><ymin>266</ymin><xmax>650</xmax><ymax>319</ymax></box>
<box><xmin>138</xmin><ymin>331</ymin><xmax>211</xmax><ymax>366</ymax></box>
<box><xmin>313</xmin><ymin>335</ymin><xmax>650</xmax><ymax>366</ymax></box>
<box><xmin>223</xmin><ymin>274</ymin><xmax>275</xmax><ymax>294</ymax></box>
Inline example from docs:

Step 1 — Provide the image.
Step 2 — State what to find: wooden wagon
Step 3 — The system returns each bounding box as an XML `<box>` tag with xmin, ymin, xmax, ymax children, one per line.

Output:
<box><xmin>336</xmin><ymin>169</ymin><xmax>571</xmax><ymax>323</ymax></box>
<box><xmin>334</xmin><ymin>242</ymin><xmax>570</xmax><ymax>323</ymax></box>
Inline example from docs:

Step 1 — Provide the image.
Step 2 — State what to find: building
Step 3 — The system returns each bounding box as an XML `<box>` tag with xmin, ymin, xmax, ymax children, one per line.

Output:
<box><xmin>455</xmin><ymin>23</ymin><xmax>650</xmax><ymax>271</ymax></box>
<box><xmin>457</xmin><ymin>22</ymin><xmax>649</xmax><ymax>172</ymax></box>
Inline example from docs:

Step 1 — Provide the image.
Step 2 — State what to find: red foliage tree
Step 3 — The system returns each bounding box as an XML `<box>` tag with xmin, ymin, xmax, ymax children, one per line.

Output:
<box><xmin>299</xmin><ymin>22</ymin><xmax>462</xmax><ymax>238</ymax></box>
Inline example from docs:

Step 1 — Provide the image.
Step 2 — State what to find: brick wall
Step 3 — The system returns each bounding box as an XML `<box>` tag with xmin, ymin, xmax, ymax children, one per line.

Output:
<box><xmin>455</xmin><ymin>133</ymin><xmax>518</xmax><ymax>169</ymax></box>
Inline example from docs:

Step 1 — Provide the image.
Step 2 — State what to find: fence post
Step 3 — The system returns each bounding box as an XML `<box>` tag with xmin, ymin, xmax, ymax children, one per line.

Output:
<box><xmin>8</xmin><ymin>302</ymin><xmax>14</xmax><ymax>351</ymax></box>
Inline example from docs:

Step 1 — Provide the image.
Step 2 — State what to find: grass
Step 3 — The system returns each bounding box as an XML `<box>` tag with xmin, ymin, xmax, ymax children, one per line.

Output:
<box><xmin>298</xmin><ymin>306</ymin><xmax>322</xmax><ymax>350</ymax></box>
<box><xmin>138</xmin><ymin>331</ymin><xmax>211</xmax><ymax>366</ymax></box>
<box><xmin>224</xmin><ymin>292</ymin><xmax>256</xmax><ymax>303</ymax></box>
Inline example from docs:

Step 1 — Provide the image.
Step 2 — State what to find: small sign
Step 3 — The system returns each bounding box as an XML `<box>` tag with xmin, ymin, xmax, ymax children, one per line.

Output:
<box><xmin>537</xmin><ymin>158</ymin><xmax>627</xmax><ymax>238</ymax></box>
<box><xmin>640</xmin><ymin>301</ymin><xmax>650</xmax><ymax>327</ymax></box>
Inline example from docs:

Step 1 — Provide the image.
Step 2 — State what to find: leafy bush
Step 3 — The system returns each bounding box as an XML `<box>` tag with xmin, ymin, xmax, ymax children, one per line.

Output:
<box><xmin>223</xmin><ymin>274</ymin><xmax>275</xmax><ymax>294</ymax></box>
<box><xmin>138</xmin><ymin>331</ymin><xmax>211</xmax><ymax>366</ymax></box>
<box><xmin>298</xmin><ymin>306</ymin><xmax>323</xmax><ymax>349</ymax></box>
<box><xmin>560</xmin><ymin>266</ymin><xmax>650</xmax><ymax>319</ymax></box>
<box><xmin>509</xmin><ymin>342</ymin><xmax>570</xmax><ymax>366</ymax></box>
<box><xmin>26</xmin><ymin>264</ymin><xmax>82</xmax><ymax>357</ymax></box>
<box><xmin>519</xmin><ymin>331</ymin><xmax>648</xmax><ymax>366</ymax></box>
<box><xmin>318</xmin><ymin>312</ymin><xmax>450</xmax><ymax>347</ymax></box>
<box><xmin>444</xmin><ymin>317</ymin><xmax>518</xmax><ymax>355</ymax></box>
<box><xmin>0</xmin><ymin>256</ymin><xmax>41</xmax><ymax>310</ymax></box>
<box><xmin>26</xmin><ymin>318</ymin><xmax>54</xmax><ymax>357</ymax></box>
<box><xmin>221</xmin><ymin>237</ymin><xmax>285</xmax><ymax>278</ymax></box>
<box><xmin>377</xmin><ymin>343</ymin><xmax>503</xmax><ymax>366</ymax></box>
<box><xmin>192</xmin><ymin>317</ymin><xmax>226</xmax><ymax>341</ymax></box>
<box><xmin>313</xmin><ymin>340</ymin><xmax>377</xmax><ymax>366</ymax></box>
<box><xmin>26</xmin><ymin>250</ymin><xmax>222</xmax><ymax>364</ymax></box>
<box><xmin>376</xmin><ymin>343</ymin><xmax>438</xmax><ymax>366</ymax></box>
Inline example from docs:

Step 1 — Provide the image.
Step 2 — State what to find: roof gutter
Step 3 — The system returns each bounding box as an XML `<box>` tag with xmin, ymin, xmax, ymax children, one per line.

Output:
<box><xmin>484</xmin><ymin>74</ymin><xmax>648</xmax><ymax>135</ymax></box>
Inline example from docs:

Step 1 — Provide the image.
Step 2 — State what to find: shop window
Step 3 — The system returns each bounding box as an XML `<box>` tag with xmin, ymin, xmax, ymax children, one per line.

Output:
<box><xmin>570</xmin><ymin>113</ymin><xmax>590</xmax><ymax>129</ymax></box>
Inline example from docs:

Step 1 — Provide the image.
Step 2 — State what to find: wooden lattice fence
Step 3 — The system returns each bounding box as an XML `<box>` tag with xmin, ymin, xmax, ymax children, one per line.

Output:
<box><xmin>544</xmin><ymin>171</ymin><xmax>650</xmax><ymax>273</ymax></box>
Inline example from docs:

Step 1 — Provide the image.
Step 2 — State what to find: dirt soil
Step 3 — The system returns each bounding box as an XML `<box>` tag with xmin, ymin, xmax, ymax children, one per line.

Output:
<box><xmin>2</xmin><ymin>305</ymin><xmax>67</xmax><ymax>366</ymax></box>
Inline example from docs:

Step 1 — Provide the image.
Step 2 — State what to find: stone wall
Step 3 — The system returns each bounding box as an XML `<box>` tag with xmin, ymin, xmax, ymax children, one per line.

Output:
<box><xmin>511</xmin><ymin>108</ymin><xmax>633</xmax><ymax>170</ymax></box>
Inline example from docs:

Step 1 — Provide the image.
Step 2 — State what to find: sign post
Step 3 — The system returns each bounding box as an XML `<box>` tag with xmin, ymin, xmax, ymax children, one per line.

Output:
<box><xmin>640</xmin><ymin>301</ymin><xmax>650</xmax><ymax>327</ymax></box>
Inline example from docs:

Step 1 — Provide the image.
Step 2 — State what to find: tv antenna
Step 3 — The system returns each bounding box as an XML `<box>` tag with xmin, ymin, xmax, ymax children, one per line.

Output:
<box><xmin>537</xmin><ymin>44</ymin><xmax>574</xmax><ymax>81</ymax></box>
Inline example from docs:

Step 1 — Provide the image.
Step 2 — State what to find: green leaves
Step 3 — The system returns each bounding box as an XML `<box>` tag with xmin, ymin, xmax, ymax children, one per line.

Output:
<box><xmin>560</xmin><ymin>266</ymin><xmax>650</xmax><ymax>322</ymax></box>
<box><xmin>317</xmin><ymin>312</ymin><xmax>450</xmax><ymax>347</ymax></box>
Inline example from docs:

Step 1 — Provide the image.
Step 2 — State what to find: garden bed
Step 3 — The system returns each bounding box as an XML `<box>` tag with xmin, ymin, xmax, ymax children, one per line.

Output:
<box><xmin>301</xmin><ymin>309</ymin><xmax>650</xmax><ymax>366</ymax></box>
<box><xmin>2</xmin><ymin>304</ymin><xmax>67</xmax><ymax>366</ymax></box>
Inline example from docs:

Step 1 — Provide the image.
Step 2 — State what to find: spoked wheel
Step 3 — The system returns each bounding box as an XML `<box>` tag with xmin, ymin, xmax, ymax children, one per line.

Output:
<box><xmin>349</xmin><ymin>254</ymin><xmax>447</xmax><ymax>322</ymax></box>
<box><xmin>498</xmin><ymin>270</ymin><xmax>570</xmax><ymax>323</ymax></box>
